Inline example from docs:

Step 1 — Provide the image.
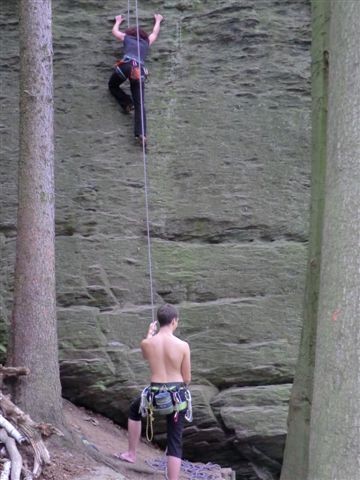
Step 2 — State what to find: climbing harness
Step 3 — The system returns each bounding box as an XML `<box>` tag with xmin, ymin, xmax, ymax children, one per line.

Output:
<box><xmin>184</xmin><ymin>388</ymin><xmax>193</xmax><ymax>422</ymax></box>
<box><xmin>114</xmin><ymin>59</ymin><xmax>128</xmax><ymax>79</ymax></box>
<box><xmin>114</xmin><ymin>57</ymin><xmax>148</xmax><ymax>82</ymax></box>
<box><xmin>139</xmin><ymin>384</ymin><xmax>192</xmax><ymax>441</ymax></box>
<box><xmin>129</xmin><ymin>59</ymin><xmax>148</xmax><ymax>81</ymax></box>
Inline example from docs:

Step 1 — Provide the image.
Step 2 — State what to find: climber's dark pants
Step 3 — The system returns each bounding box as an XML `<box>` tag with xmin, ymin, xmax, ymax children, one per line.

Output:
<box><xmin>129</xmin><ymin>385</ymin><xmax>187</xmax><ymax>459</ymax></box>
<box><xmin>108</xmin><ymin>61</ymin><xmax>146</xmax><ymax>137</ymax></box>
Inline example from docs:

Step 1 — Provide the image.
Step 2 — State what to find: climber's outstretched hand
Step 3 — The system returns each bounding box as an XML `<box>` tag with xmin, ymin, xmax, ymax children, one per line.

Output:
<box><xmin>112</xmin><ymin>15</ymin><xmax>125</xmax><ymax>41</ymax></box>
<box><xmin>149</xmin><ymin>14</ymin><xmax>164</xmax><ymax>45</ymax></box>
<box><xmin>154</xmin><ymin>14</ymin><xmax>164</xmax><ymax>23</ymax></box>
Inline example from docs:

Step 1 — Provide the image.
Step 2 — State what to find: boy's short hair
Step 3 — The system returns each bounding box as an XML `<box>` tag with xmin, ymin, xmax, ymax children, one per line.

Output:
<box><xmin>157</xmin><ymin>304</ymin><xmax>178</xmax><ymax>327</ymax></box>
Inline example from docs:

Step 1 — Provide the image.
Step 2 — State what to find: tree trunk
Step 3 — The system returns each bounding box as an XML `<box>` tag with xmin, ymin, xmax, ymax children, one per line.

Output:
<box><xmin>9</xmin><ymin>0</ymin><xmax>63</xmax><ymax>426</ymax></box>
<box><xmin>308</xmin><ymin>1</ymin><xmax>360</xmax><ymax>478</ymax></box>
<box><xmin>280</xmin><ymin>1</ymin><xmax>330</xmax><ymax>478</ymax></box>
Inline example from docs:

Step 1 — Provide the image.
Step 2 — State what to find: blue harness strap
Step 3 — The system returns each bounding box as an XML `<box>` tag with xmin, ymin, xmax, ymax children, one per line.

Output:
<box><xmin>123</xmin><ymin>54</ymin><xmax>144</xmax><ymax>65</ymax></box>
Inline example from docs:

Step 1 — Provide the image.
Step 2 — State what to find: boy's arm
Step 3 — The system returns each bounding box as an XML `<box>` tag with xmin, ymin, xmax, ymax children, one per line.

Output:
<box><xmin>181</xmin><ymin>342</ymin><xmax>191</xmax><ymax>385</ymax></box>
<box><xmin>148</xmin><ymin>14</ymin><xmax>164</xmax><ymax>46</ymax></box>
<box><xmin>112</xmin><ymin>15</ymin><xmax>126</xmax><ymax>41</ymax></box>
<box><xmin>140</xmin><ymin>320</ymin><xmax>158</xmax><ymax>359</ymax></box>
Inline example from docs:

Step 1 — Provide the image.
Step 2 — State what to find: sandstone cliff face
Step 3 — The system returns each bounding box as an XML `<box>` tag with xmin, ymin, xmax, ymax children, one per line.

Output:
<box><xmin>0</xmin><ymin>0</ymin><xmax>311</xmax><ymax>478</ymax></box>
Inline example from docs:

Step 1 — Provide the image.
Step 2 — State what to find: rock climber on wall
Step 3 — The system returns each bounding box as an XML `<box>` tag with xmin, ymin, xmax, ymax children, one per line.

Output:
<box><xmin>108</xmin><ymin>13</ymin><xmax>164</xmax><ymax>147</ymax></box>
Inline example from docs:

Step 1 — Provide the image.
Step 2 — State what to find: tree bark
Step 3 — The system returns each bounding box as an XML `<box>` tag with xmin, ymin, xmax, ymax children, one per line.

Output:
<box><xmin>280</xmin><ymin>1</ymin><xmax>330</xmax><ymax>478</ymax></box>
<box><xmin>0</xmin><ymin>460</ymin><xmax>11</xmax><ymax>480</ymax></box>
<box><xmin>9</xmin><ymin>0</ymin><xmax>63</xmax><ymax>426</ymax></box>
<box><xmin>308</xmin><ymin>0</ymin><xmax>360</xmax><ymax>478</ymax></box>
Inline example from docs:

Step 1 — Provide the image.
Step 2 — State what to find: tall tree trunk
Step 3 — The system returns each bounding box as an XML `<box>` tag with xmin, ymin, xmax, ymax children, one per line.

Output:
<box><xmin>9</xmin><ymin>0</ymin><xmax>63</xmax><ymax>425</ymax></box>
<box><xmin>308</xmin><ymin>0</ymin><xmax>360</xmax><ymax>478</ymax></box>
<box><xmin>280</xmin><ymin>1</ymin><xmax>330</xmax><ymax>478</ymax></box>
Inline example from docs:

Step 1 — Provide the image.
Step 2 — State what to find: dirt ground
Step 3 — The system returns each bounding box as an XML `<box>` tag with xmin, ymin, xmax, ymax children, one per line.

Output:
<box><xmin>40</xmin><ymin>400</ymin><xmax>233</xmax><ymax>480</ymax></box>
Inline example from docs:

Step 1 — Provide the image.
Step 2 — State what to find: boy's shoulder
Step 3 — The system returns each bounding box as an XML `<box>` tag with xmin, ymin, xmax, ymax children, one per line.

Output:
<box><xmin>174</xmin><ymin>336</ymin><xmax>190</xmax><ymax>350</ymax></box>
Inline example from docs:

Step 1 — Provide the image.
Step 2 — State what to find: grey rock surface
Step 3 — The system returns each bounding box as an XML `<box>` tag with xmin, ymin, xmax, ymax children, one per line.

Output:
<box><xmin>0</xmin><ymin>0</ymin><xmax>311</xmax><ymax>478</ymax></box>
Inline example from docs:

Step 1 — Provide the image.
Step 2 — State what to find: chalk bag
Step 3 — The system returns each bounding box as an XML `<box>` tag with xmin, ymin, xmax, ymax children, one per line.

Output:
<box><xmin>153</xmin><ymin>391</ymin><xmax>174</xmax><ymax>415</ymax></box>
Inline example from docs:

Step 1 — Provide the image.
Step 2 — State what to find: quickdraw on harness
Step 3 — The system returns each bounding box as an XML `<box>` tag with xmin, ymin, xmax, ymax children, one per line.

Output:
<box><xmin>139</xmin><ymin>385</ymin><xmax>193</xmax><ymax>442</ymax></box>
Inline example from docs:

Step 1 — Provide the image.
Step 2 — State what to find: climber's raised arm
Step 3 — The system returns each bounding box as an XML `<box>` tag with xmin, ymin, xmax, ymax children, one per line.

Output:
<box><xmin>112</xmin><ymin>15</ymin><xmax>126</xmax><ymax>41</ymax></box>
<box><xmin>148</xmin><ymin>14</ymin><xmax>164</xmax><ymax>46</ymax></box>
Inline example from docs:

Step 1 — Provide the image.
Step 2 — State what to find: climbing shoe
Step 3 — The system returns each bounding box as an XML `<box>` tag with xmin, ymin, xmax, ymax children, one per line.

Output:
<box><xmin>121</xmin><ymin>103</ymin><xmax>134</xmax><ymax>114</ymax></box>
<box><xmin>136</xmin><ymin>134</ymin><xmax>147</xmax><ymax>151</ymax></box>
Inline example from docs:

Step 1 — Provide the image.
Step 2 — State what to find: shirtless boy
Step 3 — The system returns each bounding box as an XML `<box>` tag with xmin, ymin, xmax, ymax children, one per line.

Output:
<box><xmin>116</xmin><ymin>304</ymin><xmax>191</xmax><ymax>480</ymax></box>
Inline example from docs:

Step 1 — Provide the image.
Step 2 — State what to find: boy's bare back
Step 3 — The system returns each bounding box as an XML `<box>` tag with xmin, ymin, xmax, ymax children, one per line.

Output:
<box><xmin>141</xmin><ymin>322</ymin><xmax>191</xmax><ymax>384</ymax></box>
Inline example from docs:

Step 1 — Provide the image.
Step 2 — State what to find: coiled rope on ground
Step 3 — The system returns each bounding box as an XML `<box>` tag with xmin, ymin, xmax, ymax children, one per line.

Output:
<box><xmin>146</xmin><ymin>456</ymin><xmax>223</xmax><ymax>479</ymax></box>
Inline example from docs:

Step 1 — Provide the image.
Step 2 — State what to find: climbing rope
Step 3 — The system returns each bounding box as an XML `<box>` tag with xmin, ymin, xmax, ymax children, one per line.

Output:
<box><xmin>146</xmin><ymin>456</ymin><xmax>223</xmax><ymax>480</ymax></box>
<box><xmin>134</xmin><ymin>0</ymin><xmax>156</xmax><ymax>322</ymax></box>
<box><xmin>128</xmin><ymin>10</ymin><xmax>228</xmax><ymax>480</ymax></box>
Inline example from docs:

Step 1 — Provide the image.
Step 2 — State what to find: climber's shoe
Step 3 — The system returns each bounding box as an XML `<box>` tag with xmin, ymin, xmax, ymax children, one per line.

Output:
<box><xmin>136</xmin><ymin>134</ymin><xmax>147</xmax><ymax>150</ymax></box>
<box><xmin>121</xmin><ymin>103</ymin><xmax>134</xmax><ymax>114</ymax></box>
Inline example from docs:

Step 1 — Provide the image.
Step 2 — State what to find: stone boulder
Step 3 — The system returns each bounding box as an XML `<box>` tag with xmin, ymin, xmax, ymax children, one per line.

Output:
<box><xmin>211</xmin><ymin>385</ymin><xmax>291</xmax><ymax>479</ymax></box>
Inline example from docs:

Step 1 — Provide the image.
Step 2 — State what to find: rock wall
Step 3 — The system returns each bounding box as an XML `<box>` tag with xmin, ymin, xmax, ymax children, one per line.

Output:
<box><xmin>0</xmin><ymin>0</ymin><xmax>311</xmax><ymax>478</ymax></box>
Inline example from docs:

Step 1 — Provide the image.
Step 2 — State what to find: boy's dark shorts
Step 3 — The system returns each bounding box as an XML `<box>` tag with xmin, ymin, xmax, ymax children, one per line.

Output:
<box><xmin>129</xmin><ymin>382</ymin><xmax>187</xmax><ymax>459</ymax></box>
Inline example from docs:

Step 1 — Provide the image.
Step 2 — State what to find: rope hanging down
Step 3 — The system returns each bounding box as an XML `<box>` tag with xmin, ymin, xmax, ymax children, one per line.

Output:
<box><xmin>134</xmin><ymin>0</ymin><xmax>155</xmax><ymax>322</ymax></box>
